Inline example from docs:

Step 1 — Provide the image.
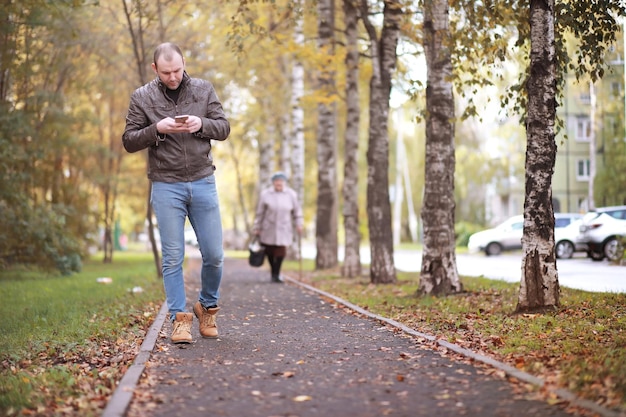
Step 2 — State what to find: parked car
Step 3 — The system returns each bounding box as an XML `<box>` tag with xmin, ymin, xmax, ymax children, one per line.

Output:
<box><xmin>468</xmin><ymin>213</ymin><xmax>582</xmax><ymax>256</ymax></box>
<box><xmin>555</xmin><ymin>214</ymin><xmax>582</xmax><ymax>228</ymax></box>
<box><xmin>184</xmin><ymin>226</ymin><xmax>198</xmax><ymax>247</ymax></box>
<box><xmin>576</xmin><ymin>205</ymin><xmax>626</xmax><ymax>262</ymax></box>
<box><xmin>140</xmin><ymin>226</ymin><xmax>198</xmax><ymax>249</ymax></box>
<box><xmin>554</xmin><ymin>219</ymin><xmax>586</xmax><ymax>259</ymax></box>
<box><xmin>468</xmin><ymin>215</ymin><xmax>523</xmax><ymax>256</ymax></box>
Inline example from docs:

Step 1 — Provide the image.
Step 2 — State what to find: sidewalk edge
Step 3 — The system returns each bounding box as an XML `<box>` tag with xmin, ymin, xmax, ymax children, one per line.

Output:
<box><xmin>283</xmin><ymin>274</ymin><xmax>625</xmax><ymax>417</ymax></box>
<box><xmin>101</xmin><ymin>301</ymin><xmax>169</xmax><ymax>417</ymax></box>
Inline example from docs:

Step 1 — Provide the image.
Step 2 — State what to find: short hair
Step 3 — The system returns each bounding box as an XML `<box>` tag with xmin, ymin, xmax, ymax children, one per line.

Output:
<box><xmin>153</xmin><ymin>42</ymin><xmax>183</xmax><ymax>66</ymax></box>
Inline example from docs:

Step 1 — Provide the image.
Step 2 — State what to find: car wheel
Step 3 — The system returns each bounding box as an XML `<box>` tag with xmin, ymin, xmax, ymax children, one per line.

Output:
<box><xmin>604</xmin><ymin>237</ymin><xmax>625</xmax><ymax>262</ymax></box>
<box><xmin>555</xmin><ymin>240</ymin><xmax>574</xmax><ymax>259</ymax></box>
<box><xmin>588</xmin><ymin>250</ymin><xmax>605</xmax><ymax>262</ymax></box>
<box><xmin>485</xmin><ymin>242</ymin><xmax>502</xmax><ymax>256</ymax></box>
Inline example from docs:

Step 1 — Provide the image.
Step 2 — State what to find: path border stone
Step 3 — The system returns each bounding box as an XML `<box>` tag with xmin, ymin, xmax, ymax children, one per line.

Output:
<box><xmin>102</xmin><ymin>302</ymin><xmax>168</xmax><ymax>417</ymax></box>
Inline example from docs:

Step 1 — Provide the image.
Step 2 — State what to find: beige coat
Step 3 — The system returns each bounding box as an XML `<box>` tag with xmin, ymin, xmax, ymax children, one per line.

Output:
<box><xmin>253</xmin><ymin>186</ymin><xmax>303</xmax><ymax>246</ymax></box>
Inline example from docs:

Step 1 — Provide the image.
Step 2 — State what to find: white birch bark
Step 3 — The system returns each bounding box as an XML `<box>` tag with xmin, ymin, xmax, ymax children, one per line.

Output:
<box><xmin>419</xmin><ymin>0</ymin><xmax>462</xmax><ymax>295</ymax></box>
<box><xmin>260</xmin><ymin>102</ymin><xmax>276</xmax><ymax>189</ymax></box>
<box><xmin>341</xmin><ymin>0</ymin><xmax>362</xmax><ymax>277</ymax></box>
<box><xmin>517</xmin><ymin>0</ymin><xmax>560</xmax><ymax>311</ymax></box>
<box><xmin>290</xmin><ymin>0</ymin><xmax>305</xmax><ymax>211</ymax></box>
<box><xmin>315</xmin><ymin>0</ymin><xmax>339</xmax><ymax>269</ymax></box>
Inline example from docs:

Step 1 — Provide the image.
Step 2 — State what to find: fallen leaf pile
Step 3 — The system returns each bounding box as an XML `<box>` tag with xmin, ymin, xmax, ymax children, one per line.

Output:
<box><xmin>1</xmin><ymin>305</ymin><xmax>161</xmax><ymax>417</ymax></box>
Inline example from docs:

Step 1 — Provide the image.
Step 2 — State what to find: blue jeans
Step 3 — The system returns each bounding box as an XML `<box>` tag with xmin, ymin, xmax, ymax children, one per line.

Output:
<box><xmin>151</xmin><ymin>176</ymin><xmax>223</xmax><ymax>321</ymax></box>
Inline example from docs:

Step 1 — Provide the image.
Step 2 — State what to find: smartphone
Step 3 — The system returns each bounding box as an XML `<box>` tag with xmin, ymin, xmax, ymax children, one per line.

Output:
<box><xmin>175</xmin><ymin>115</ymin><xmax>188</xmax><ymax>123</ymax></box>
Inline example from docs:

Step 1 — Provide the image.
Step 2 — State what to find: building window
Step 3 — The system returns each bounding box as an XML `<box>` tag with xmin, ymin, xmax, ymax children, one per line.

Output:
<box><xmin>579</xmin><ymin>92</ymin><xmax>591</xmax><ymax>104</ymax></box>
<box><xmin>576</xmin><ymin>159</ymin><xmax>590</xmax><ymax>180</ymax></box>
<box><xmin>575</xmin><ymin>118</ymin><xmax>591</xmax><ymax>142</ymax></box>
<box><xmin>611</xmin><ymin>82</ymin><xmax>622</xmax><ymax>97</ymax></box>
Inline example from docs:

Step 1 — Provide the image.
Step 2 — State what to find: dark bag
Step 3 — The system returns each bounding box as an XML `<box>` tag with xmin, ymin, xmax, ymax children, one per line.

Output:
<box><xmin>248</xmin><ymin>238</ymin><xmax>265</xmax><ymax>267</ymax></box>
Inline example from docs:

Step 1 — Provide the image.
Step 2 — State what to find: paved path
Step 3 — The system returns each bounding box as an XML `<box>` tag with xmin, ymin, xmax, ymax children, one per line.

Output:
<box><xmin>112</xmin><ymin>257</ymin><xmax>592</xmax><ymax>417</ymax></box>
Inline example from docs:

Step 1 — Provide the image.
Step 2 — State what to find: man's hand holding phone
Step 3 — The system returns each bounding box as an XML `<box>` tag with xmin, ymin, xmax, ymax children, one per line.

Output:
<box><xmin>157</xmin><ymin>115</ymin><xmax>201</xmax><ymax>135</ymax></box>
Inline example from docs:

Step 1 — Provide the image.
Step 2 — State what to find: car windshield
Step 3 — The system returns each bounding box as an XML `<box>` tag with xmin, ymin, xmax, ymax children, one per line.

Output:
<box><xmin>603</xmin><ymin>209</ymin><xmax>626</xmax><ymax>220</ymax></box>
<box><xmin>496</xmin><ymin>217</ymin><xmax>523</xmax><ymax>230</ymax></box>
<box><xmin>582</xmin><ymin>212</ymin><xmax>601</xmax><ymax>223</ymax></box>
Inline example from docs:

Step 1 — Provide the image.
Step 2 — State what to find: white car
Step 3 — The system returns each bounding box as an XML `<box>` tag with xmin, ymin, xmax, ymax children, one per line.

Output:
<box><xmin>468</xmin><ymin>213</ymin><xmax>582</xmax><ymax>256</ymax></box>
<box><xmin>576</xmin><ymin>206</ymin><xmax>626</xmax><ymax>262</ymax></box>
<box><xmin>468</xmin><ymin>215</ymin><xmax>524</xmax><ymax>256</ymax></box>
<box><xmin>554</xmin><ymin>219</ymin><xmax>586</xmax><ymax>259</ymax></box>
<box><xmin>184</xmin><ymin>227</ymin><xmax>198</xmax><ymax>247</ymax></box>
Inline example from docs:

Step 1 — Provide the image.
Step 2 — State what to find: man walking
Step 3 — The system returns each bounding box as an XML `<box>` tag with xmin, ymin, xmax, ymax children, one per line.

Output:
<box><xmin>122</xmin><ymin>42</ymin><xmax>230</xmax><ymax>344</ymax></box>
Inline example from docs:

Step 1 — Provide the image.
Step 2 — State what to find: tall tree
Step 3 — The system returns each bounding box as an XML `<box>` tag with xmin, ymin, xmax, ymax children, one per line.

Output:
<box><xmin>96</xmin><ymin>94</ymin><xmax>125</xmax><ymax>263</ymax></box>
<box><xmin>515</xmin><ymin>0</ymin><xmax>626</xmax><ymax>310</ymax></box>
<box><xmin>121</xmin><ymin>0</ymin><xmax>162</xmax><ymax>276</ymax></box>
<box><xmin>517</xmin><ymin>0</ymin><xmax>559</xmax><ymax>311</ymax></box>
<box><xmin>290</xmin><ymin>0</ymin><xmax>306</xmax><ymax>253</ymax></box>
<box><xmin>0</xmin><ymin>1</ymin><xmax>93</xmax><ymax>274</ymax></box>
<box><xmin>419</xmin><ymin>0</ymin><xmax>462</xmax><ymax>295</ymax></box>
<box><xmin>361</xmin><ymin>0</ymin><xmax>401</xmax><ymax>284</ymax></box>
<box><xmin>315</xmin><ymin>0</ymin><xmax>339</xmax><ymax>270</ymax></box>
<box><xmin>341</xmin><ymin>0</ymin><xmax>362</xmax><ymax>277</ymax></box>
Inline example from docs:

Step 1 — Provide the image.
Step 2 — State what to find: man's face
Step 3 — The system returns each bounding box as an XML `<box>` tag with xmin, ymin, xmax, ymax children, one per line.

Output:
<box><xmin>152</xmin><ymin>54</ymin><xmax>185</xmax><ymax>90</ymax></box>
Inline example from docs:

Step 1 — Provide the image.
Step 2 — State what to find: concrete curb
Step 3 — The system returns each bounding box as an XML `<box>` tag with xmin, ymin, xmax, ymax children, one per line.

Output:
<box><xmin>282</xmin><ymin>274</ymin><xmax>626</xmax><ymax>417</ymax></box>
<box><xmin>101</xmin><ymin>301</ymin><xmax>169</xmax><ymax>417</ymax></box>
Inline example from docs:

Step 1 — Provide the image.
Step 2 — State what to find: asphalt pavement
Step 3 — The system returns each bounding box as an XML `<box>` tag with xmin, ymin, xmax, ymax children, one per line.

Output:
<box><xmin>104</xmin><ymin>256</ymin><xmax>623</xmax><ymax>417</ymax></box>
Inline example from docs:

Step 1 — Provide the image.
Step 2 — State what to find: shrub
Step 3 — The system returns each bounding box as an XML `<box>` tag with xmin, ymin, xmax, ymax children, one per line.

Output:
<box><xmin>0</xmin><ymin>199</ymin><xmax>83</xmax><ymax>275</ymax></box>
<box><xmin>455</xmin><ymin>221</ymin><xmax>485</xmax><ymax>247</ymax></box>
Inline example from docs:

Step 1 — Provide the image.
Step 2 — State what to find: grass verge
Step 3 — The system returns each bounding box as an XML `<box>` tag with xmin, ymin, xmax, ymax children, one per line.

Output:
<box><xmin>282</xmin><ymin>260</ymin><xmax>626</xmax><ymax>413</ymax></box>
<box><xmin>0</xmin><ymin>252</ymin><xmax>164</xmax><ymax>416</ymax></box>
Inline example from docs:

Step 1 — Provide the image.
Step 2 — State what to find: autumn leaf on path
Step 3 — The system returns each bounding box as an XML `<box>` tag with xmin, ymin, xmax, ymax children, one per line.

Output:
<box><xmin>293</xmin><ymin>395</ymin><xmax>312</xmax><ymax>402</ymax></box>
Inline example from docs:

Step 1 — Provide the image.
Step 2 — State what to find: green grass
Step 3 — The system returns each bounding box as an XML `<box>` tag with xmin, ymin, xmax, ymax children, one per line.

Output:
<box><xmin>0</xmin><ymin>252</ymin><xmax>164</xmax><ymax>416</ymax></box>
<box><xmin>283</xmin><ymin>262</ymin><xmax>626</xmax><ymax>412</ymax></box>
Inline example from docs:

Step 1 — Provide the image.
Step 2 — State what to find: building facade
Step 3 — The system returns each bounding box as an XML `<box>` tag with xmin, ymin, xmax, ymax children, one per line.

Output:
<box><xmin>553</xmin><ymin>35</ymin><xmax>625</xmax><ymax>213</ymax></box>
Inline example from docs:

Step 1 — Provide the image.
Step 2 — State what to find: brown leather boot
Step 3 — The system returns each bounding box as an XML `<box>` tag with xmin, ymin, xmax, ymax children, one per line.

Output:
<box><xmin>171</xmin><ymin>312</ymin><xmax>193</xmax><ymax>344</ymax></box>
<box><xmin>193</xmin><ymin>302</ymin><xmax>220</xmax><ymax>339</ymax></box>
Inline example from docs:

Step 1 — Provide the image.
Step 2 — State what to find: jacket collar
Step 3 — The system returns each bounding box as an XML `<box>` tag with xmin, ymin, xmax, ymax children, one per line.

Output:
<box><xmin>156</xmin><ymin>71</ymin><xmax>191</xmax><ymax>92</ymax></box>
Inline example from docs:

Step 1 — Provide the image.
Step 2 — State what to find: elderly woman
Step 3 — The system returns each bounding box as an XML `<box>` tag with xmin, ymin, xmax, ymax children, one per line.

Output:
<box><xmin>252</xmin><ymin>172</ymin><xmax>303</xmax><ymax>282</ymax></box>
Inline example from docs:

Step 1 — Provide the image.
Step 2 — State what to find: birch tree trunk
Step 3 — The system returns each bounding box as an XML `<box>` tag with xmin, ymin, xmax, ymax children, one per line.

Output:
<box><xmin>361</xmin><ymin>0</ymin><xmax>400</xmax><ymax>284</ymax></box>
<box><xmin>259</xmin><ymin>97</ymin><xmax>276</xmax><ymax>188</ymax></box>
<box><xmin>290</xmin><ymin>0</ymin><xmax>305</xmax><ymax>217</ymax></box>
<box><xmin>341</xmin><ymin>0</ymin><xmax>362</xmax><ymax>278</ymax></box>
<box><xmin>517</xmin><ymin>0</ymin><xmax>560</xmax><ymax>312</ymax></box>
<box><xmin>315</xmin><ymin>0</ymin><xmax>339</xmax><ymax>269</ymax></box>
<box><xmin>419</xmin><ymin>0</ymin><xmax>462</xmax><ymax>295</ymax></box>
<box><xmin>280</xmin><ymin>109</ymin><xmax>292</xmax><ymax>181</ymax></box>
